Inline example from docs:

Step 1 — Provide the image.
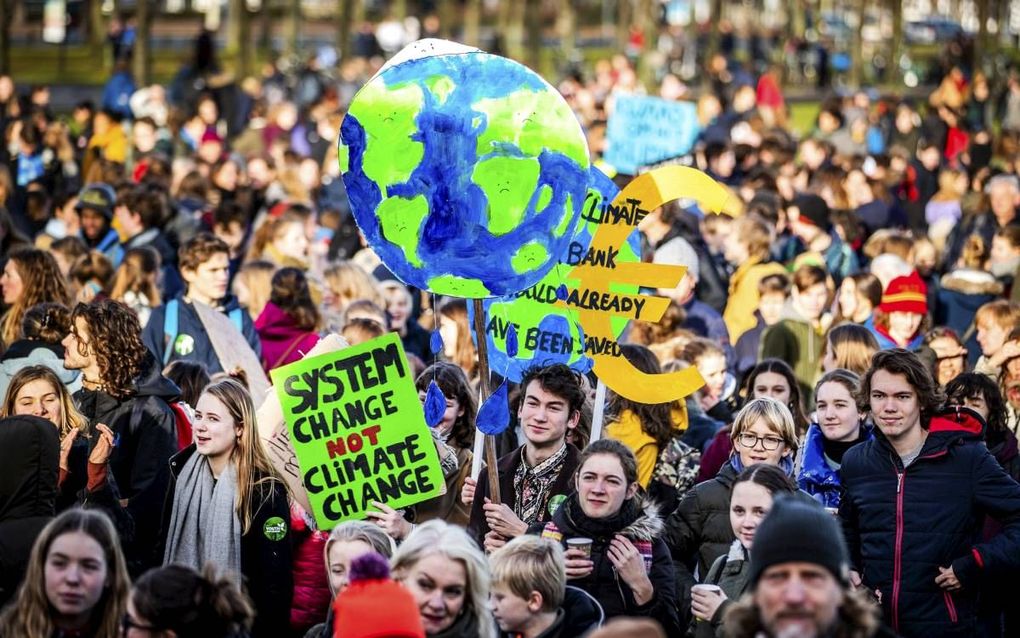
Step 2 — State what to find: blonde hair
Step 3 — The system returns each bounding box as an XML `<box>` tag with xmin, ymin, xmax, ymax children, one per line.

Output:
<box><xmin>109</xmin><ymin>246</ymin><xmax>162</xmax><ymax>308</ymax></box>
<box><xmin>0</xmin><ymin>510</ymin><xmax>130</xmax><ymax>638</ymax></box>
<box><xmin>489</xmin><ymin>536</ymin><xmax>566</xmax><ymax>613</ymax></box>
<box><xmin>392</xmin><ymin>520</ymin><xmax>495</xmax><ymax>638</ymax></box>
<box><xmin>202</xmin><ymin>378</ymin><xmax>286</xmax><ymax>533</ymax></box>
<box><xmin>1</xmin><ymin>365</ymin><xmax>89</xmax><ymax>437</ymax></box>
<box><xmin>976</xmin><ymin>300</ymin><xmax>1020</xmax><ymax>332</ymax></box>
<box><xmin>323</xmin><ymin>261</ymin><xmax>383</xmax><ymax>311</ymax></box>
<box><xmin>323</xmin><ymin>520</ymin><xmax>396</xmax><ymax>596</ymax></box>
<box><xmin>730</xmin><ymin>396</ymin><xmax>799</xmax><ymax>454</ymax></box>
<box><xmin>232</xmin><ymin>260</ymin><xmax>276</xmax><ymax>320</ymax></box>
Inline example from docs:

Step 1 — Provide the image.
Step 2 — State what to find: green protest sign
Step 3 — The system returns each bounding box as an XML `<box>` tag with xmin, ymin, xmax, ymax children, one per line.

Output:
<box><xmin>270</xmin><ymin>332</ymin><xmax>444</xmax><ymax>530</ymax></box>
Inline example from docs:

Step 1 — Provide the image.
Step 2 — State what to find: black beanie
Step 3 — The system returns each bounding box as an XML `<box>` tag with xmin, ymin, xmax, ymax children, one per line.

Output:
<box><xmin>792</xmin><ymin>193</ymin><xmax>832</xmax><ymax>232</ymax></box>
<box><xmin>748</xmin><ymin>496</ymin><xmax>850</xmax><ymax>587</ymax></box>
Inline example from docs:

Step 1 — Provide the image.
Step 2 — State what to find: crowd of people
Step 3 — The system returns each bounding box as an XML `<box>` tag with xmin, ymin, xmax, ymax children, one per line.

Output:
<box><xmin>2</xmin><ymin>18</ymin><xmax>1020</xmax><ymax>638</ymax></box>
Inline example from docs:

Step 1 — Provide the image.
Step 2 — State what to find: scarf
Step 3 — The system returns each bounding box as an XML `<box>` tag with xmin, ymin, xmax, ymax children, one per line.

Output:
<box><xmin>163</xmin><ymin>453</ymin><xmax>242</xmax><ymax>579</ymax></box>
<box><xmin>729</xmin><ymin>453</ymin><xmax>795</xmax><ymax>476</ymax></box>
<box><xmin>561</xmin><ymin>492</ymin><xmax>641</xmax><ymax>542</ymax></box>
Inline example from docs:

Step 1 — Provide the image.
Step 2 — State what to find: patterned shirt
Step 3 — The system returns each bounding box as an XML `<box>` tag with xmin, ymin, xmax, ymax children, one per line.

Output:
<box><xmin>514</xmin><ymin>442</ymin><xmax>568</xmax><ymax>526</ymax></box>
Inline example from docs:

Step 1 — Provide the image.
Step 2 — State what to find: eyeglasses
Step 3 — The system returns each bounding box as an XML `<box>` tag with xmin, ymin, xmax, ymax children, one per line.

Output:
<box><xmin>737</xmin><ymin>432</ymin><xmax>785</xmax><ymax>451</ymax></box>
<box><xmin>121</xmin><ymin>613</ymin><xmax>160</xmax><ymax>634</ymax></box>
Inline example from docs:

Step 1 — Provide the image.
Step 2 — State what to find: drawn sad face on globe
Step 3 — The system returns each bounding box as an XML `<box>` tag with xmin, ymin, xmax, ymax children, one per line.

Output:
<box><xmin>338</xmin><ymin>40</ymin><xmax>591</xmax><ymax>298</ymax></box>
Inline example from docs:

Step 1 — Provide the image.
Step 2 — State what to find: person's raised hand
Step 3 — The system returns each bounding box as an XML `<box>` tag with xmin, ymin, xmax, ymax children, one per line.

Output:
<box><xmin>607</xmin><ymin>534</ymin><xmax>652</xmax><ymax>602</ymax></box>
<box><xmin>59</xmin><ymin>428</ymin><xmax>79</xmax><ymax>471</ymax></box>
<box><xmin>365</xmin><ymin>500</ymin><xmax>412</xmax><ymax>541</ymax></box>
<box><xmin>88</xmin><ymin>424</ymin><xmax>115</xmax><ymax>465</ymax></box>
<box><xmin>461</xmin><ymin>476</ymin><xmax>476</xmax><ymax>507</ymax></box>
<box><xmin>563</xmin><ymin>547</ymin><xmax>594</xmax><ymax>580</ymax></box>
<box><xmin>483</xmin><ymin>498</ymin><xmax>527</xmax><ymax>538</ymax></box>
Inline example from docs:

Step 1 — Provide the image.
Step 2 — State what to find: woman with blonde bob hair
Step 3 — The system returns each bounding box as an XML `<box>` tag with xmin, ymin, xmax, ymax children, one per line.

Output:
<box><xmin>391</xmin><ymin>520</ymin><xmax>495</xmax><ymax>638</ymax></box>
<box><xmin>161</xmin><ymin>377</ymin><xmax>292</xmax><ymax>637</ymax></box>
<box><xmin>822</xmin><ymin>323</ymin><xmax>880</xmax><ymax>377</ymax></box>
<box><xmin>665</xmin><ymin>397</ymin><xmax>798</xmax><ymax>618</ymax></box>
<box><xmin>0</xmin><ymin>509</ymin><xmax>130</xmax><ymax>638</ymax></box>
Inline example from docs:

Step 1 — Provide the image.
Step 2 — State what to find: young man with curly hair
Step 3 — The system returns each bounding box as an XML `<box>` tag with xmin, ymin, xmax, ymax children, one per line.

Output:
<box><xmin>63</xmin><ymin>298</ymin><xmax>178</xmax><ymax>574</ymax></box>
<box><xmin>142</xmin><ymin>232</ymin><xmax>261</xmax><ymax>373</ymax></box>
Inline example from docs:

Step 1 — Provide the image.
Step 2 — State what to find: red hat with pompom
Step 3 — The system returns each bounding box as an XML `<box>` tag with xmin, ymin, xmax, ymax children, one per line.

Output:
<box><xmin>332</xmin><ymin>552</ymin><xmax>425</xmax><ymax>638</ymax></box>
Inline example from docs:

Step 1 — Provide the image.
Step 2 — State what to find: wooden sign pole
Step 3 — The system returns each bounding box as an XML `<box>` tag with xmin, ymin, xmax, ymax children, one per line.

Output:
<box><xmin>471</xmin><ymin>298</ymin><xmax>501</xmax><ymax>504</ymax></box>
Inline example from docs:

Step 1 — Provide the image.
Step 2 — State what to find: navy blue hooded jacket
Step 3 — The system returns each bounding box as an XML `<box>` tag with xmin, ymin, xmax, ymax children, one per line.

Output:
<box><xmin>839</xmin><ymin>408</ymin><xmax>1020</xmax><ymax>638</ymax></box>
<box><xmin>796</xmin><ymin>423</ymin><xmax>873</xmax><ymax>509</ymax></box>
<box><xmin>142</xmin><ymin>294</ymin><xmax>261</xmax><ymax>374</ymax></box>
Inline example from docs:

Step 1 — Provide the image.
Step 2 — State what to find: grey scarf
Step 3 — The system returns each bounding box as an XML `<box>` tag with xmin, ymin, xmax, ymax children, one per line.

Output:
<box><xmin>163</xmin><ymin>453</ymin><xmax>242</xmax><ymax>579</ymax></box>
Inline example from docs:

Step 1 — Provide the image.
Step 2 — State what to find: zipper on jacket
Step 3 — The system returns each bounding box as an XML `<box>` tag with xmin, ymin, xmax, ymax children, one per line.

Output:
<box><xmin>892</xmin><ymin>469</ymin><xmax>905</xmax><ymax>633</ymax></box>
<box><xmin>943</xmin><ymin>591</ymin><xmax>958</xmax><ymax>623</ymax></box>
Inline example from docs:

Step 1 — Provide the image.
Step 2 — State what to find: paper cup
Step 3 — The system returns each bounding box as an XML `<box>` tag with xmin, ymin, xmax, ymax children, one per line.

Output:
<box><xmin>566</xmin><ymin>537</ymin><xmax>593</xmax><ymax>558</ymax></box>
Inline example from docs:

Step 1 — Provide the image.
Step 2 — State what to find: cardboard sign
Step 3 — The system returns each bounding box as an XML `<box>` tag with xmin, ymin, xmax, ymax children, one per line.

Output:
<box><xmin>256</xmin><ymin>333</ymin><xmax>351</xmax><ymax>513</ymax></box>
<box><xmin>192</xmin><ymin>300</ymin><xmax>271</xmax><ymax>401</ymax></box>
<box><xmin>339</xmin><ymin>39</ymin><xmax>591</xmax><ymax>298</ymax></box>
<box><xmin>270</xmin><ymin>332</ymin><xmax>444</xmax><ymax>529</ymax></box>
<box><xmin>568</xmin><ymin>166</ymin><xmax>734</xmax><ymax>403</ymax></box>
<box><xmin>473</xmin><ymin>166</ymin><xmax>639</xmax><ymax>381</ymax></box>
<box><xmin>604</xmin><ymin>95</ymin><xmax>701</xmax><ymax>175</ymax></box>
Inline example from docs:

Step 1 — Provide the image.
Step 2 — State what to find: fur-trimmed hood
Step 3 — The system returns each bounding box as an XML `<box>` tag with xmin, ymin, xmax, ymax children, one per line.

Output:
<box><xmin>940</xmin><ymin>269</ymin><xmax>1004</xmax><ymax>296</ymax></box>
<box><xmin>618</xmin><ymin>497</ymin><xmax>665</xmax><ymax>541</ymax></box>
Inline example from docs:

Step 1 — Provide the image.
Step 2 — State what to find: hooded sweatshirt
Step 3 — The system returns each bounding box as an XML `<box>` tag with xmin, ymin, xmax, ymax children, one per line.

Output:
<box><xmin>255</xmin><ymin>302</ymin><xmax>320</xmax><ymax>372</ymax></box>
<box><xmin>0</xmin><ymin>415</ymin><xmax>58</xmax><ymax>607</ymax></box>
<box><xmin>759</xmin><ymin>301</ymin><xmax>826</xmax><ymax>406</ymax></box>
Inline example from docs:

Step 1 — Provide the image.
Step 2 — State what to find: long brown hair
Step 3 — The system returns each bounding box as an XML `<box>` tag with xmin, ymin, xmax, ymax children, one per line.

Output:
<box><xmin>202</xmin><ymin>378</ymin><xmax>286</xmax><ymax>533</ymax></box>
<box><xmin>437</xmin><ymin>298</ymin><xmax>477</xmax><ymax>380</ymax></box>
<box><xmin>269</xmin><ymin>267</ymin><xmax>320</xmax><ymax>330</ymax></box>
<box><xmin>1</xmin><ymin>365</ymin><xmax>89</xmax><ymax>436</ymax></box>
<box><xmin>0</xmin><ymin>510</ymin><xmax>130</xmax><ymax>638</ymax></box>
<box><xmin>109</xmin><ymin>246</ymin><xmax>162</xmax><ymax>307</ymax></box>
<box><xmin>609</xmin><ymin>344</ymin><xmax>676</xmax><ymax>449</ymax></box>
<box><xmin>1</xmin><ymin>247</ymin><xmax>70</xmax><ymax>347</ymax></box>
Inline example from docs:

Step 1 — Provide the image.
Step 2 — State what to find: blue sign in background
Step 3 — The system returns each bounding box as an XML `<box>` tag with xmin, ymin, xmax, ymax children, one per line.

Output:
<box><xmin>604</xmin><ymin>95</ymin><xmax>701</xmax><ymax>175</ymax></box>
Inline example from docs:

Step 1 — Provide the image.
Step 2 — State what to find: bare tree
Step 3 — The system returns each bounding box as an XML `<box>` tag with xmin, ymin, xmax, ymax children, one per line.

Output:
<box><xmin>0</xmin><ymin>0</ymin><xmax>13</xmax><ymax>74</ymax></box>
<box><xmin>500</xmin><ymin>0</ymin><xmax>525</xmax><ymax>60</ymax></box>
<box><xmin>888</xmin><ymin>0</ymin><xmax>902</xmax><ymax>85</ymax></box>
<box><xmin>464</xmin><ymin>0</ymin><xmax>481</xmax><ymax>46</ymax></box>
<box><xmin>557</xmin><ymin>0</ymin><xmax>576</xmax><ymax>63</ymax></box>
<box><xmin>286</xmin><ymin>0</ymin><xmax>300</xmax><ymax>57</ymax></box>
<box><xmin>133</xmin><ymin>0</ymin><xmax>153</xmax><ymax>84</ymax></box>
<box><xmin>617</xmin><ymin>0</ymin><xmax>632</xmax><ymax>53</ymax></box>
<box><xmin>849</xmin><ymin>0</ymin><xmax>864</xmax><ymax>87</ymax></box>
<box><xmin>526</xmin><ymin>0</ymin><xmax>542</xmax><ymax>70</ymax></box>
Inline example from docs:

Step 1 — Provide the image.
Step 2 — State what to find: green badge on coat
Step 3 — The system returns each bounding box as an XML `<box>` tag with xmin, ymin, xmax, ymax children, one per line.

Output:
<box><xmin>174</xmin><ymin>334</ymin><xmax>195</xmax><ymax>356</ymax></box>
<box><xmin>263</xmin><ymin>516</ymin><xmax>287</xmax><ymax>541</ymax></box>
<box><xmin>547</xmin><ymin>494</ymin><xmax>567</xmax><ymax>516</ymax></box>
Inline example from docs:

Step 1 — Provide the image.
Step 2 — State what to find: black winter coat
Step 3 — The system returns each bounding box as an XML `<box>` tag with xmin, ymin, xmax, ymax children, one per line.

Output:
<box><xmin>531</xmin><ymin>495</ymin><xmax>680</xmax><ymax>635</ymax></box>
<box><xmin>0</xmin><ymin>416</ymin><xmax>57</xmax><ymax>608</ymax></box>
<box><xmin>142</xmin><ymin>294</ymin><xmax>261</xmax><ymax>374</ymax></box>
<box><xmin>468</xmin><ymin>444</ymin><xmax>580</xmax><ymax>549</ymax></box>
<box><xmin>161</xmin><ymin>445</ymin><xmax>294</xmax><ymax>638</ymax></box>
<box><xmin>839</xmin><ymin>409</ymin><xmax>1020</xmax><ymax>638</ymax></box>
<box><xmin>665</xmin><ymin>461</ymin><xmax>738</xmax><ymax>617</ymax></box>
<box><xmin>73</xmin><ymin>353</ymin><xmax>178</xmax><ymax>575</ymax></box>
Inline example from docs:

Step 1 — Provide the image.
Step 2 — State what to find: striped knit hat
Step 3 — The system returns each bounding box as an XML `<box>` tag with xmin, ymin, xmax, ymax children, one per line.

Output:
<box><xmin>879</xmin><ymin>271</ymin><xmax>928</xmax><ymax>315</ymax></box>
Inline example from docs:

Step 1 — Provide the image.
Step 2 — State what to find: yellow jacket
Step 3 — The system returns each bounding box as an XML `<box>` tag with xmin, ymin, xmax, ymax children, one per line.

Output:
<box><xmin>723</xmin><ymin>258</ymin><xmax>787</xmax><ymax>343</ymax></box>
<box><xmin>85</xmin><ymin>124</ymin><xmax>128</xmax><ymax>176</ymax></box>
<box><xmin>606</xmin><ymin>404</ymin><xmax>690</xmax><ymax>488</ymax></box>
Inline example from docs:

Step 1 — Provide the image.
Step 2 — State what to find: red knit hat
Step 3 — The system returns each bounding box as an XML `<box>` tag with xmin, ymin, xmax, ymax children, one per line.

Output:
<box><xmin>879</xmin><ymin>271</ymin><xmax>928</xmax><ymax>315</ymax></box>
<box><xmin>332</xmin><ymin>553</ymin><xmax>425</xmax><ymax>638</ymax></box>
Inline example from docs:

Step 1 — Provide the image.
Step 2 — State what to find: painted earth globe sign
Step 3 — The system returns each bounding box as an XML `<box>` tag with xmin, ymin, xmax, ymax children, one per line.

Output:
<box><xmin>338</xmin><ymin>39</ymin><xmax>592</xmax><ymax>298</ymax></box>
<box><xmin>473</xmin><ymin>166</ymin><xmax>640</xmax><ymax>382</ymax></box>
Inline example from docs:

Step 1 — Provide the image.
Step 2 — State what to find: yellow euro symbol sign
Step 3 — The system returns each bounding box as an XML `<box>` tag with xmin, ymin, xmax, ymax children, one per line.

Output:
<box><xmin>567</xmin><ymin>166</ymin><xmax>734</xmax><ymax>403</ymax></box>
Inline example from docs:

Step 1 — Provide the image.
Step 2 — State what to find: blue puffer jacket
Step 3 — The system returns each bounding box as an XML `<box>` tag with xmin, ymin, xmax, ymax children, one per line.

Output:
<box><xmin>795</xmin><ymin>423</ymin><xmax>873</xmax><ymax>509</ymax></box>
<box><xmin>839</xmin><ymin>408</ymin><xmax>1020</xmax><ymax>638</ymax></box>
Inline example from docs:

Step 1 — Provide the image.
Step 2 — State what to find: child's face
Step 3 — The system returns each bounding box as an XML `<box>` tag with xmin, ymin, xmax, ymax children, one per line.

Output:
<box><xmin>697</xmin><ymin>354</ymin><xmax>727</xmax><ymax>399</ymax></box>
<box><xmin>977</xmin><ymin>320</ymin><xmax>1009</xmax><ymax>357</ymax></box>
<box><xmin>489</xmin><ymin>584</ymin><xmax>537</xmax><ymax>632</ymax></box>
<box><xmin>759</xmin><ymin>292</ymin><xmax>786</xmax><ymax>325</ymax></box>
<box><xmin>327</xmin><ymin>539</ymin><xmax>374</xmax><ymax>594</ymax></box>
<box><xmin>991</xmin><ymin>236</ymin><xmax>1020</xmax><ymax>264</ymax></box>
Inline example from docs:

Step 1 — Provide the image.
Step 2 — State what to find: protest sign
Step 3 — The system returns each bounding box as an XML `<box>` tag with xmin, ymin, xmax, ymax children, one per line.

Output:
<box><xmin>270</xmin><ymin>332</ymin><xmax>444</xmax><ymax>529</ymax></box>
<box><xmin>256</xmin><ymin>333</ymin><xmax>350</xmax><ymax>513</ymax></box>
<box><xmin>604</xmin><ymin>95</ymin><xmax>701</xmax><ymax>176</ymax></box>
<box><xmin>473</xmin><ymin>166</ymin><xmax>639</xmax><ymax>381</ymax></box>
<box><xmin>193</xmin><ymin>299</ymin><xmax>271</xmax><ymax>401</ymax></box>
<box><xmin>568</xmin><ymin>166</ymin><xmax>735</xmax><ymax>403</ymax></box>
<box><xmin>339</xmin><ymin>39</ymin><xmax>591</xmax><ymax>298</ymax></box>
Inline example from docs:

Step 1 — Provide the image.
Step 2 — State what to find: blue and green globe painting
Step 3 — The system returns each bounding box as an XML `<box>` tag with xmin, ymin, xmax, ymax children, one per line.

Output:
<box><xmin>338</xmin><ymin>41</ymin><xmax>591</xmax><ymax>298</ymax></box>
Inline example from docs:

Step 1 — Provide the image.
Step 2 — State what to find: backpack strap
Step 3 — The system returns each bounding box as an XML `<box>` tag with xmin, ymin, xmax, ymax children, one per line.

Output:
<box><xmin>228</xmin><ymin>307</ymin><xmax>243</xmax><ymax>334</ymax></box>
<box><xmin>162</xmin><ymin>299</ymin><xmax>179</xmax><ymax>365</ymax></box>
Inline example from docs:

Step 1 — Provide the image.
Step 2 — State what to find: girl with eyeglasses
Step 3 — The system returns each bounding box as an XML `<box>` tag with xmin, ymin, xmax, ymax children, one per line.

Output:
<box><xmin>664</xmin><ymin>397</ymin><xmax>799</xmax><ymax>626</ymax></box>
